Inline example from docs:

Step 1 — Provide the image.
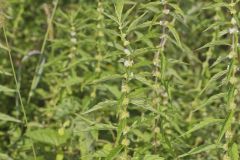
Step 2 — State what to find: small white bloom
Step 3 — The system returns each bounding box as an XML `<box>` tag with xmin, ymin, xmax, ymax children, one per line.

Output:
<box><xmin>97</xmin><ymin>7</ymin><xmax>104</xmax><ymax>13</ymax></box>
<box><xmin>227</xmin><ymin>51</ymin><xmax>236</xmax><ymax>59</ymax></box>
<box><xmin>121</xmin><ymin>83</ymin><xmax>130</xmax><ymax>93</ymax></box>
<box><xmin>231</xmin><ymin>17</ymin><xmax>237</xmax><ymax>25</ymax></box>
<box><xmin>152</xmin><ymin>70</ymin><xmax>160</xmax><ymax>77</ymax></box>
<box><xmin>123</xmin><ymin>126</ymin><xmax>130</xmax><ymax>135</ymax></box>
<box><xmin>159</xmin><ymin>20</ymin><xmax>164</xmax><ymax>25</ymax></box>
<box><xmin>71</xmin><ymin>26</ymin><xmax>75</xmax><ymax>31</ymax></box>
<box><xmin>120</xmin><ymin>111</ymin><xmax>130</xmax><ymax>119</ymax></box>
<box><xmin>163</xmin><ymin>9</ymin><xmax>170</xmax><ymax>14</ymax></box>
<box><xmin>122</xmin><ymin>98</ymin><xmax>129</xmax><ymax>106</ymax></box>
<box><xmin>229</xmin><ymin>27</ymin><xmax>239</xmax><ymax>34</ymax></box>
<box><xmin>124</xmin><ymin>59</ymin><xmax>134</xmax><ymax>67</ymax></box>
<box><xmin>153</xmin><ymin>59</ymin><xmax>160</xmax><ymax>66</ymax></box>
<box><xmin>70</xmin><ymin>38</ymin><xmax>77</xmax><ymax>44</ymax></box>
<box><xmin>223</xmin><ymin>154</ymin><xmax>230</xmax><ymax>160</ymax></box>
<box><xmin>129</xmin><ymin>72</ymin><xmax>134</xmax><ymax>78</ymax></box>
<box><xmin>159</xmin><ymin>20</ymin><xmax>168</xmax><ymax>26</ymax></box>
<box><xmin>97</xmin><ymin>24</ymin><xmax>101</xmax><ymax>29</ymax></box>
<box><xmin>124</xmin><ymin>40</ymin><xmax>130</xmax><ymax>46</ymax></box>
<box><xmin>70</xmin><ymin>31</ymin><xmax>76</xmax><ymax>37</ymax></box>
<box><xmin>225</xmin><ymin>130</ymin><xmax>233</xmax><ymax>139</ymax></box>
<box><xmin>121</xmin><ymin>138</ymin><xmax>130</xmax><ymax>146</ymax></box>
<box><xmin>71</xmin><ymin>46</ymin><xmax>77</xmax><ymax>51</ymax></box>
<box><xmin>124</xmin><ymin>48</ymin><xmax>131</xmax><ymax>56</ymax></box>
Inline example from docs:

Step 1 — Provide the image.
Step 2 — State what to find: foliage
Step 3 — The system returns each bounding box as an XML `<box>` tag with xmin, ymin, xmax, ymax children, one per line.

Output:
<box><xmin>0</xmin><ymin>0</ymin><xmax>240</xmax><ymax>159</ymax></box>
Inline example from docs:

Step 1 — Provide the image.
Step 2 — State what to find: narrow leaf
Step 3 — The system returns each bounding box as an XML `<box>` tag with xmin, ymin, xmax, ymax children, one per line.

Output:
<box><xmin>180</xmin><ymin>118</ymin><xmax>223</xmax><ymax>137</ymax></box>
<box><xmin>217</xmin><ymin>110</ymin><xmax>234</xmax><ymax>143</ymax></box>
<box><xmin>230</xmin><ymin>143</ymin><xmax>239</xmax><ymax>160</ymax></box>
<box><xmin>178</xmin><ymin>144</ymin><xmax>220</xmax><ymax>158</ymax></box>
<box><xmin>0</xmin><ymin>112</ymin><xmax>21</xmax><ymax>123</ymax></box>
<box><xmin>166</xmin><ymin>24</ymin><xmax>182</xmax><ymax>49</ymax></box>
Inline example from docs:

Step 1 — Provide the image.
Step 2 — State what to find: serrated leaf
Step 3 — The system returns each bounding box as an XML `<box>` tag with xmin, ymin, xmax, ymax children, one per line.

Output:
<box><xmin>168</xmin><ymin>3</ymin><xmax>185</xmax><ymax>17</ymax></box>
<box><xmin>180</xmin><ymin>118</ymin><xmax>223</xmax><ymax>137</ymax></box>
<box><xmin>197</xmin><ymin>40</ymin><xmax>230</xmax><ymax>50</ymax></box>
<box><xmin>127</xmin><ymin>11</ymin><xmax>147</xmax><ymax>33</ymax></box>
<box><xmin>115</xmin><ymin>0</ymin><xmax>124</xmax><ymax>22</ymax></box>
<box><xmin>203</xmin><ymin>21</ymin><xmax>229</xmax><ymax>32</ymax></box>
<box><xmin>26</xmin><ymin>128</ymin><xmax>70</xmax><ymax>146</ymax></box>
<box><xmin>0</xmin><ymin>43</ymin><xmax>9</xmax><ymax>51</ymax></box>
<box><xmin>0</xmin><ymin>153</ymin><xmax>13</xmax><ymax>160</ymax></box>
<box><xmin>134</xmin><ymin>74</ymin><xmax>152</xmax><ymax>87</ymax></box>
<box><xmin>203</xmin><ymin>2</ymin><xmax>230</xmax><ymax>10</ymax></box>
<box><xmin>89</xmin><ymin>74</ymin><xmax>122</xmax><ymax>84</ymax></box>
<box><xmin>103</xmin><ymin>12</ymin><xmax>119</xmax><ymax>24</ymax></box>
<box><xmin>106</xmin><ymin>146</ymin><xmax>123</xmax><ymax>160</ymax></box>
<box><xmin>144</xmin><ymin>155</ymin><xmax>164</xmax><ymax>160</ymax></box>
<box><xmin>0</xmin><ymin>70</ymin><xmax>12</xmax><ymax>76</ymax></box>
<box><xmin>0</xmin><ymin>112</ymin><xmax>21</xmax><ymax>123</ymax></box>
<box><xmin>82</xmin><ymin>100</ymin><xmax>117</xmax><ymax>114</ymax></box>
<box><xmin>199</xmin><ymin>70</ymin><xmax>228</xmax><ymax>96</ymax></box>
<box><xmin>230</xmin><ymin>143</ymin><xmax>239</xmax><ymax>160</ymax></box>
<box><xmin>122</xmin><ymin>3</ymin><xmax>136</xmax><ymax>22</ymax></box>
<box><xmin>166</xmin><ymin>24</ymin><xmax>182</xmax><ymax>49</ymax></box>
<box><xmin>193</xmin><ymin>93</ymin><xmax>226</xmax><ymax>112</ymax></box>
<box><xmin>217</xmin><ymin>110</ymin><xmax>234</xmax><ymax>143</ymax></box>
<box><xmin>0</xmin><ymin>85</ymin><xmax>15</xmax><ymax>93</ymax></box>
<box><xmin>104</xmin><ymin>85</ymin><xmax>121</xmax><ymax>98</ymax></box>
<box><xmin>178</xmin><ymin>144</ymin><xmax>220</xmax><ymax>158</ymax></box>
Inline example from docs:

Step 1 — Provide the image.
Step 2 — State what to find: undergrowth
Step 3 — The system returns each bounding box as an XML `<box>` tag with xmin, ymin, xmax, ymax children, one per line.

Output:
<box><xmin>0</xmin><ymin>0</ymin><xmax>240</xmax><ymax>160</ymax></box>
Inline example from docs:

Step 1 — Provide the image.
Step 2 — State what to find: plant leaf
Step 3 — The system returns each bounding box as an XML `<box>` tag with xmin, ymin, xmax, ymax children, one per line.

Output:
<box><xmin>230</xmin><ymin>143</ymin><xmax>239</xmax><ymax>160</ymax></box>
<box><xmin>180</xmin><ymin>118</ymin><xmax>223</xmax><ymax>137</ymax></box>
<box><xmin>166</xmin><ymin>24</ymin><xmax>182</xmax><ymax>49</ymax></box>
<box><xmin>26</xmin><ymin>128</ymin><xmax>70</xmax><ymax>146</ymax></box>
<box><xmin>0</xmin><ymin>112</ymin><xmax>21</xmax><ymax>123</ymax></box>
<box><xmin>217</xmin><ymin>110</ymin><xmax>234</xmax><ymax>143</ymax></box>
<box><xmin>82</xmin><ymin>100</ymin><xmax>117</xmax><ymax>114</ymax></box>
<box><xmin>114</xmin><ymin>0</ymin><xmax>124</xmax><ymax>22</ymax></box>
<box><xmin>178</xmin><ymin>144</ymin><xmax>221</xmax><ymax>158</ymax></box>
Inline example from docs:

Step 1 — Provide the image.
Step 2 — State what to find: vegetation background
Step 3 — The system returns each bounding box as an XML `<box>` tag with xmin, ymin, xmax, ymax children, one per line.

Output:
<box><xmin>0</xmin><ymin>0</ymin><xmax>240</xmax><ymax>159</ymax></box>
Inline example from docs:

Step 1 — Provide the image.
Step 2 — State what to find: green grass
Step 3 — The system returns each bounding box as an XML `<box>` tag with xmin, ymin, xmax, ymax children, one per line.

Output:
<box><xmin>0</xmin><ymin>0</ymin><xmax>240</xmax><ymax>159</ymax></box>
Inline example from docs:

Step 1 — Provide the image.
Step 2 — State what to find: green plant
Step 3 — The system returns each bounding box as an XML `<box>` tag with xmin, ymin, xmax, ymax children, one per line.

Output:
<box><xmin>0</xmin><ymin>0</ymin><xmax>240</xmax><ymax>160</ymax></box>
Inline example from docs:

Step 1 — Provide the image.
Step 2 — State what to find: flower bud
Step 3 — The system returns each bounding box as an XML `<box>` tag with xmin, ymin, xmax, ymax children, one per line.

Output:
<box><xmin>121</xmin><ymin>138</ymin><xmax>130</xmax><ymax>146</ymax></box>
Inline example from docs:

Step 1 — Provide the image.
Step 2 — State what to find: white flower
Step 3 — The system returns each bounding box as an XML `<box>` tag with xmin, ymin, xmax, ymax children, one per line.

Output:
<box><xmin>70</xmin><ymin>38</ymin><xmax>77</xmax><ymax>44</ymax></box>
<box><xmin>70</xmin><ymin>31</ymin><xmax>76</xmax><ymax>37</ymax></box>
<box><xmin>225</xmin><ymin>130</ymin><xmax>233</xmax><ymax>139</ymax></box>
<box><xmin>124</xmin><ymin>48</ymin><xmax>131</xmax><ymax>56</ymax></box>
<box><xmin>129</xmin><ymin>72</ymin><xmax>134</xmax><ymax>78</ymax></box>
<box><xmin>159</xmin><ymin>20</ymin><xmax>168</xmax><ymax>26</ymax></box>
<box><xmin>121</xmin><ymin>138</ymin><xmax>130</xmax><ymax>146</ymax></box>
<box><xmin>163</xmin><ymin>9</ymin><xmax>170</xmax><ymax>14</ymax></box>
<box><xmin>231</xmin><ymin>17</ymin><xmax>237</xmax><ymax>25</ymax></box>
<box><xmin>120</xmin><ymin>111</ymin><xmax>129</xmax><ymax>119</ymax></box>
<box><xmin>71</xmin><ymin>26</ymin><xmax>75</xmax><ymax>31</ymax></box>
<box><xmin>97</xmin><ymin>24</ymin><xmax>101</xmax><ymax>29</ymax></box>
<box><xmin>124</xmin><ymin>40</ymin><xmax>130</xmax><ymax>46</ymax></box>
<box><xmin>229</xmin><ymin>27</ymin><xmax>239</xmax><ymax>34</ymax></box>
<box><xmin>121</xmin><ymin>83</ymin><xmax>130</xmax><ymax>93</ymax></box>
<box><xmin>159</xmin><ymin>20</ymin><xmax>164</xmax><ymax>25</ymax></box>
<box><xmin>123</xmin><ymin>126</ymin><xmax>130</xmax><ymax>135</ymax></box>
<box><xmin>227</xmin><ymin>51</ymin><xmax>236</xmax><ymax>59</ymax></box>
<box><xmin>124</xmin><ymin>59</ymin><xmax>134</xmax><ymax>67</ymax></box>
